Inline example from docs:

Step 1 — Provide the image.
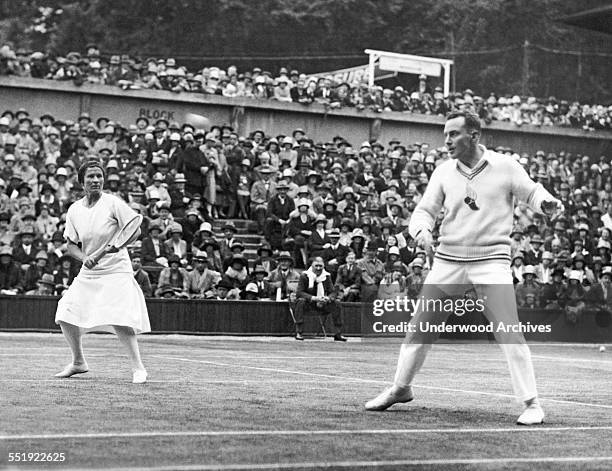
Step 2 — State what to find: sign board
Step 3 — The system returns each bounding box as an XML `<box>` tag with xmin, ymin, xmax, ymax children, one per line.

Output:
<box><xmin>379</xmin><ymin>56</ymin><xmax>442</xmax><ymax>77</ymax></box>
<box><xmin>307</xmin><ymin>64</ymin><xmax>396</xmax><ymax>85</ymax></box>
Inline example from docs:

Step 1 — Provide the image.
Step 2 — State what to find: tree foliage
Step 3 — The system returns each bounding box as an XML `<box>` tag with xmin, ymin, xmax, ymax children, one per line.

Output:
<box><xmin>1</xmin><ymin>0</ymin><xmax>610</xmax><ymax>101</ymax></box>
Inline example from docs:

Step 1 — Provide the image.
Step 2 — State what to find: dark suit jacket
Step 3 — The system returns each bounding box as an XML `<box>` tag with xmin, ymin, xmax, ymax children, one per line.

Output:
<box><xmin>141</xmin><ymin>236</ymin><xmax>171</xmax><ymax>264</ymax></box>
<box><xmin>296</xmin><ymin>272</ymin><xmax>336</xmax><ymax>301</ymax></box>
<box><xmin>308</xmin><ymin>230</ymin><xmax>331</xmax><ymax>258</ymax></box>
<box><xmin>12</xmin><ymin>244</ymin><xmax>37</xmax><ymax>266</ymax></box>
<box><xmin>335</xmin><ymin>263</ymin><xmax>362</xmax><ymax>289</ymax></box>
<box><xmin>323</xmin><ymin>243</ymin><xmax>349</xmax><ymax>266</ymax></box>
<box><xmin>266</xmin><ymin>195</ymin><xmax>295</xmax><ymax>222</ymax></box>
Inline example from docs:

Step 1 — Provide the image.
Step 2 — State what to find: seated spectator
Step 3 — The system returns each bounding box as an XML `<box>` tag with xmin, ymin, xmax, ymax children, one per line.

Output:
<box><xmin>561</xmin><ymin>270</ymin><xmax>587</xmax><ymax>323</ymax></box>
<box><xmin>294</xmin><ymin>257</ymin><xmax>346</xmax><ymax>341</ymax></box>
<box><xmin>0</xmin><ymin>246</ymin><xmax>22</xmax><ymax>294</ymax></box>
<box><xmin>13</xmin><ymin>224</ymin><xmax>39</xmax><ymax>271</ymax></box>
<box><xmin>587</xmin><ymin>266</ymin><xmax>612</xmax><ymax>309</ymax></box>
<box><xmin>218</xmin><ymin>221</ymin><xmax>238</xmax><ymax>259</ymax></box>
<box><xmin>141</xmin><ymin>223</ymin><xmax>170</xmax><ymax>268</ymax></box>
<box><xmin>285</xmin><ymin>198</ymin><xmax>315</xmax><ymax>268</ymax></box>
<box><xmin>23</xmin><ymin>250</ymin><xmax>50</xmax><ymax>292</ymax></box>
<box><xmin>358</xmin><ymin>242</ymin><xmax>385</xmax><ymax>302</ymax></box>
<box><xmin>515</xmin><ymin>266</ymin><xmax>541</xmax><ymax>308</ymax></box>
<box><xmin>249</xmin><ymin>264</ymin><xmax>273</xmax><ymax>299</ymax></box>
<box><xmin>213</xmin><ymin>278</ymin><xmax>241</xmax><ymax>300</ymax></box>
<box><xmin>53</xmin><ymin>254</ymin><xmax>79</xmax><ymax>291</ymax></box>
<box><xmin>130</xmin><ymin>250</ymin><xmax>152</xmax><ymax>297</ymax></box>
<box><xmin>252</xmin><ymin>244</ymin><xmax>277</xmax><ymax>274</ymax></box>
<box><xmin>335</xmin><ymin>251</ymin><xmax>362</xmax><ymax>302</ymax></box>
<box><xmin>267</xmin><ymin>250</ymin><xmax>300</xmax><ymax>301</ymax></box>
<box><xmin>156</xmin><ymin>255</ymin><xmax>189</xmax><ymax>297</ymax></box>
<box><xmin>186</xmin><ymin>250</ymin><xmax>221</xmax><ymax>299</ymax></box>
<box><xmin>406</xmin><ymin>257</ymin><xmax>426</xmax><ymax>298</ymax></box>
<box><xmin>0</xmin><ymin>212</ymin><xmax>15</xmax><ymax>246</ymax></box>
<box><xmin>378</xmin><ymin>261</ymin><xmax>408</xmax><ymax>300</ymax></box>
<box><xmin>222</xmin><ymin>254</ymin><xmax>249</xmax><ymax>293</ymax></box>
<box><xmin>25</xmin><ymin>272</ymin><xmax>55</xmax><ymax>296</ymax></box>
<box><xmin>322</xmin><ymin>228</ymin><xmax>349</xmax><ymax>281</ymax></box>
<box><xmin>163</xmin><ymin>223</ymin><xmax>188</xmax><ymax>265</ymax></box>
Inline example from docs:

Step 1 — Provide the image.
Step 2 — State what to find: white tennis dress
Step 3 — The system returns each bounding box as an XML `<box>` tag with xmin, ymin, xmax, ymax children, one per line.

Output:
<box><xmin>55</xmin><ymin>193</ymin><xmax>150</xmax><ymax>334</ymax></box>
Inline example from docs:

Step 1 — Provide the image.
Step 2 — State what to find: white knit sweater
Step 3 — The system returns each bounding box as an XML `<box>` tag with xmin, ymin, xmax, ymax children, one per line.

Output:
<box><xmin>408</xmin><ymin>147</ymin><xmax>552</xmax><ymax>263</ymax></box>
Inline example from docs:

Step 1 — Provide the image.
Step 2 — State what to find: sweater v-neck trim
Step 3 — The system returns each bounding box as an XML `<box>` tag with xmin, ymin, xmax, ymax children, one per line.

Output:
<box><xmin>456</xmin><ymin>148</ymin><xmax>490</xmax><ymax>180</ymax></box>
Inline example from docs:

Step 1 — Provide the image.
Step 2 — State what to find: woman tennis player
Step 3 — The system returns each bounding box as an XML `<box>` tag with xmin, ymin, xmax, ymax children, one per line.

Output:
<box><xmin>54</xmin><ymin>160</ymin><xmax>150</xmax><ymax>384</ymax></box>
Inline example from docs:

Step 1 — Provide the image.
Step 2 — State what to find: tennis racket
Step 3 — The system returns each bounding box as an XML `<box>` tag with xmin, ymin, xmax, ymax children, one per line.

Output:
<box><xmin>92</xmin><ymin>214</ymin><xmax>143</xmax><ymax>265</ymax></box>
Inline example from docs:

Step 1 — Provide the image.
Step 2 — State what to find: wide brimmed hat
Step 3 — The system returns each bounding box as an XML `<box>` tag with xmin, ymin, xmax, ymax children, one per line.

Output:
<box><xmin>277</xmin><ymin>251</ymin><xmax>294</xmax><ymax>263</ymax></box>
<box><xmin>230</xmin><ymin>254</ymin><xmax>247</xmax><ymax>268</ymax></box>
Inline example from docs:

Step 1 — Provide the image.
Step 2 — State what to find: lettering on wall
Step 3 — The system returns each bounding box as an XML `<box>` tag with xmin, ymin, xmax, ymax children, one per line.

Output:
<box><xmin>138</xmin><ymin>108</ymin><xmax>176</xmax><ymax>121</ymax></box>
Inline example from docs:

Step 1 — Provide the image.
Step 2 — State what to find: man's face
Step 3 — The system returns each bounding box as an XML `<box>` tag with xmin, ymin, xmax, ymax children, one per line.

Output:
<box><xmin>131</xmin><ymin>257</ymin><xmax>142</xmax><ymax>270</ymax></box>
<box><xmin>602</xmin><ymin>275</ymin><xmax>611</xmax><ymax>286</ymax></box>
<box><xmin>280</xmin><ymin>259</ymin><xmax>290</xmax><ymax>270</ymax></box>
<box><xmin>312</xmin><ymin>258</ymin><xmax>324</xmax><ymax>275</ymax></box>
<box><xmin>444</xmin><ymin>117</ymin><xmax>475</xmax><ymax>161</ymax></box>
<box><xmin>22</xmin><ymin>235</ymin><xmax>33</xmax><ymax>245</ymax></box>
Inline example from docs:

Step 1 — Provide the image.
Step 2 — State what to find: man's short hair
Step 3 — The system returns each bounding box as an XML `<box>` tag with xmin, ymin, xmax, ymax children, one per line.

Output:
<box><xmin>446</xmin><ymin>111</ymin><xmax>482</xmax><ymax>133</ymax></box>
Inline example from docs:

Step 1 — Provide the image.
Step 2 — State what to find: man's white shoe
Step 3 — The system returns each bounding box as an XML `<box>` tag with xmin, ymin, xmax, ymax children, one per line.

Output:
<box><xmin>517</xmin><ymin>404</ymin><xmax>544</xmax><ymax>425</ymax></box>
<box><xmin>365</xmin><ymin>386</ymin><xmax>414</xmax><ymax>411</ymax></box>
<box><xmin>132</xmin><ymin>369</ymin><xmax>148</xmax><ymax>384</ymax></box>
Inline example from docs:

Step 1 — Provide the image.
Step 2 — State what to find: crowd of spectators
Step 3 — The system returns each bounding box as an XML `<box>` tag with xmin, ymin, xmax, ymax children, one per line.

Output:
<box><xmin>0</xmin><ymin>105</ymin><xmax>610</xmax><ymax>322</ymax></box>
<box><xmin>1</xmin><ymin>44</ymin><xmax>611</xmax><ymax>131</ymax></box>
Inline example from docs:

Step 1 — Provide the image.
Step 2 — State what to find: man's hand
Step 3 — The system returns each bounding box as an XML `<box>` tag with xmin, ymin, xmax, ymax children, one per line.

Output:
<box><xmin>415</xmin><ymin>229</ymin><xmax>434</xmax><ymax>260</ymax></box>
<box><xmin>83</xmin><ymin>256</ymin><xmax>97</xmax><ymax>269</ymax></box>
<box><xmin>541</xmin><ymin>199</ymin><xmax>564</xmax><ymax>219</ymax></box>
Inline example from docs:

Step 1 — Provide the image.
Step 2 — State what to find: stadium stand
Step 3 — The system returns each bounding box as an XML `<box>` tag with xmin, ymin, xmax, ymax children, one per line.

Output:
<box><xmin>1</xmin><ymin>44</ymin><xmax>611</xmax><ymax>131</ymax></box>
<box><xmin>0</xmin><ymin>104</ymin><xmax>610</xmax><ymax>325</ymax></box>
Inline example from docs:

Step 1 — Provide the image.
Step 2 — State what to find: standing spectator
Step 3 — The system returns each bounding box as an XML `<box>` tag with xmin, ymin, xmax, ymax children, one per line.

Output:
<box><xmin>250</xmin><ymin>165</ymin><xmax>276</xmax><ymax>234</ymax></box>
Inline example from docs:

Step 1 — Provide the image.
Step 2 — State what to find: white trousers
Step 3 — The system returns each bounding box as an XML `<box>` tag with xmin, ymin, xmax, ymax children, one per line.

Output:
<box><xmin>393</xmin><ymin>259</ymin><xmax>538</xmax><ymax>402</ymax></box>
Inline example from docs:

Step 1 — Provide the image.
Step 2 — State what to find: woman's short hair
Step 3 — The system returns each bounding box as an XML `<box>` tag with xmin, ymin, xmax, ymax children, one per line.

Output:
<box><xmin>77</xmin><ymin>160</ymin><xmax>106</xmax><ymax>184</ymax></box>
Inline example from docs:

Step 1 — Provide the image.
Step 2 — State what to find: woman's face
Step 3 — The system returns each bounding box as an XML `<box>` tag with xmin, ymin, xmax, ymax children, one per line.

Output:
<box><xmin>83</xmin><ymin>167</ymin><xmax>104</xmax><ymax>196</ymax></box>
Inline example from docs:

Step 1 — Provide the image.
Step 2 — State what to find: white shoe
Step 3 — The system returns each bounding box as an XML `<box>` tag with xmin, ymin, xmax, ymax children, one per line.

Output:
<box><xmin>365</xmin><ymin>386</ymin><xmax>414</xmax><ymax>411</ymax></box>
<box><xmin>132</xmin><ymin>369</ymin><xmax>148</xmax><ymax>384</ymax></box>
<box><xmin>517</xmin><ymin>404</ymin><xmax>545</xmax><ymax>425</ymax></box>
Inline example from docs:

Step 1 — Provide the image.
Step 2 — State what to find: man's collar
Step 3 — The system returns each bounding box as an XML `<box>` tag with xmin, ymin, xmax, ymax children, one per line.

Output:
<box><xmin>456</xmin><ymin>145</ymin><xmax>490</xmax><ymax>178</ymax></box>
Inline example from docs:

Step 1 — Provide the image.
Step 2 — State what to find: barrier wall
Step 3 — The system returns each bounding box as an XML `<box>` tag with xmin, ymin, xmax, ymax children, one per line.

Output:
<box><xmin>1</xmin><ymin>295</ymin><xmax>610</xmax><ymax>343</ymax></box>
<box><xmin>0</xmin><ymin>77</ymin><xmax>610</xmax><ymax>156</ymax></box>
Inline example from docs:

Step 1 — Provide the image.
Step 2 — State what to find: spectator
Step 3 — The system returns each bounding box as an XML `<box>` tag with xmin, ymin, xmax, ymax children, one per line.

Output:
<box><xmin>294</xmin><ymin>256</ymin><xmax>346</xmax><ymax>341</ymax></box>
<box><xmin>335</xmin><ymin>251</ymin><xmax>362</xmax><ymax>302</ymax></box>
<box><xmin>267</xmin><ymin>251</ymin><xmax>300</xmax><ymax>301</ymax></box>
<box><xmin>156</xmin><ymin>254</ymin><xmax>188</xmax><ymax>297</ymax></box>
<box><xmin>25</xmin><ymin>272</ymin><xmax>55</xmax><ymax>296</ymax></box>
<box><xmin>186</xmin><ymin>250</ymin><xmax>220</xmax><ymax>299</ymax></box>
<box><xmin>249</xmin><ymin>264</ymin><xmax>273</xmax><ymax>299</ymax></box>
<box><xmin>0</xmin><ymin>246</ymin><xmax>22</xmax><ymax>293</ymax></box>
<box><xmin>130</xmin><ymin>250</ymin><xmax>153</xmax><ymax>297</ymax></box>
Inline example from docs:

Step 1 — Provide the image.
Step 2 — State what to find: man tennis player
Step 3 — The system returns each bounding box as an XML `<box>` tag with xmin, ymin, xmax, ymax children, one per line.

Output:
<box><xmin>365</xmin><ymin>111</ymin><xmax>562</xmax><ymax>425</ymax></box>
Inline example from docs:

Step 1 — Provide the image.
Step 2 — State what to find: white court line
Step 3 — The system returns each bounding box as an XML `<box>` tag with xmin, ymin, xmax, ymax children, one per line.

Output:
<box><xmin>0</xmin><ymin>379</ymin><xmax>349</xmax><ymax>384</ymax></box>
<box><xmin>4</xmin><ymin>425</ymin><xmax>612</xmax><ymax>441</ymax></box>
<box><xmin>153</xmin><ymin>355</ymin><xmax>612</xmax><ymax>410</ymax></box>
<box><xmin>532</xmin><ymin>354</ymin><xmax>612</xmax><ymax>365</ymax></box>
<box><xmin>95</xmin><ymin>456</ymin><xmax>612</xmax><ymax>470</ymax></box>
